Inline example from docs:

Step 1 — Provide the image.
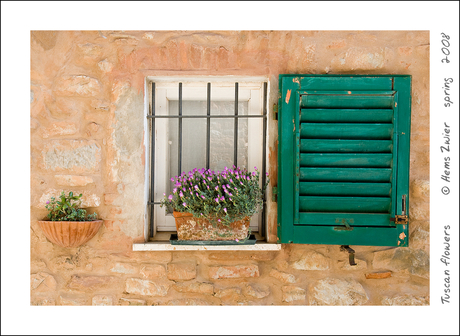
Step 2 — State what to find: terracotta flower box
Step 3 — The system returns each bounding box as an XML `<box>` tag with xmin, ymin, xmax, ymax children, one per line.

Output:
<box><xmin>38</xmin><ymin>220</ymin><xmax>103</xmax><ymax>248</ymax></box>
<box><xmin>173</xmin><ymin>211</ymin><xmax>249</xmax><ymax>241</ymax></box>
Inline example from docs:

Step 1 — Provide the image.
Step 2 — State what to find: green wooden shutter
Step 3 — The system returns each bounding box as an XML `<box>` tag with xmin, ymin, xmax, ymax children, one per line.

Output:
<box><xmin>278</xmin><ymin>75</ymin><xmax>411</xmax><ymax>246</ymax></box>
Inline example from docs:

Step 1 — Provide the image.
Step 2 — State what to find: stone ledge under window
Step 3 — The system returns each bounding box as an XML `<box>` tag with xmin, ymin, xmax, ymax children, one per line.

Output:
<box><xmin>132</xmin><ymin>242</ymin><xmax>282</xmax><ymax>251</ymax></box>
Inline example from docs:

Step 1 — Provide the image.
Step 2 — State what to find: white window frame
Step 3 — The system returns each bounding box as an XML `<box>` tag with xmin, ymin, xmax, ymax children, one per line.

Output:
<box><xmin>144</xmin><ymin>77</ymin><xmax>268</xmax><ymax>239</ymax></box>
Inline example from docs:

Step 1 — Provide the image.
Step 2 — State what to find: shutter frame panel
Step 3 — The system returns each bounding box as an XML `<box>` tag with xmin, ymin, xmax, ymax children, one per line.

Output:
<box><xmin>278</xmin><ymin>75</ymin><xmax>411</xmax><ymax>246</ymax></box>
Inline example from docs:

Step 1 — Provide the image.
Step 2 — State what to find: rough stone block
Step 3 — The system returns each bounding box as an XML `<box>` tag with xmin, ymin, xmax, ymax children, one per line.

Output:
<box><xmin>282</xmin><ymin>286</ymin><xmax>306</xmax><ymax>303</ymax></box>
<box><xmin>382</xmin><ymin>295</ymin><xmax>429</xmax><ymax>306</ymax></box>
<box><xmin>42</xmin><ymin>140</ymin><xmax>101</xmax><ymax>174</ymax></box>
<box><xmin>59</xmin><ymin>294</ymin><xmax>88</xmax><ymax>306</ymax></box>
<box><xmin>55</xmin><ymin>175</ymin><xmax>94</xmax><ymax>187</ymax></box>
<box><xmin>31</xmin><ymin>296</ymin><xmax>56</xmax><ymax>306</ymax></box>
<box><xmin>269</xmin><ymin>269</ymin><xmax>296</xmax><ymax>283</ymax></box>
<box><xmin>291</xmin><ymin>251</ymin><xmax>329</xmax><ymax>270</ymax></box>
<box><xmin>167</xmin><ymin>298</ymin><xmax>211</xmax><ymax>306</ymax></box>
<box><xmin>31</xmin><ymin>273</ymin><xmax>57</xmax><ymax>293</ymax></box>
<box><xmin>54</xmin><ymin>75</ymin><xmax>101</xmax><ymax>97</ymax></box>
<box><xmin>37</xmin><ymin>189</ymin><xmax>101</xmax><ymax>209</ymax></box>
<box><xmin>243</xmin><ymin>283</ymin><xmax>270</xmax><ymax>299</ymax></box>
<box><xmin>365</xmin><ymin>271</ymin><xmax>392</xmax><ymax>279</ymax></box>
<box><xmin>40</xmin><ymin>122</ymin><xmax>78</xmax><ymax>138</ymax></box>
<box><xmin>209</xmin><ymin>265</ymin><xmax>259</xmax><ymax>279</ymax></box>
<box><xmin>119</xmin><ymin>298</ymin><xmax>146</xmax><ymax>306</ymax></box>
<box><xmin>92</xmin><ymin>295</ymin><xmax>113</xmax><ymax>306</ymax></box>
<box><xmin>125</xmin><ymin>278</ymin><xmax>171</xmax><ymax>296</ymax></box>
<box><xmin>173</xmin><ymin>282</ymin><xmax>214</xmax><ymax>294</ymax></box>
<box><xmin>215</xmin><ymin>287</ymin><xmax>244</xmax><ymax>303</ymax></box>
<box><xmin>140</xmin><ymin>264</ymin><xmax>166</xmax><ymax>279</ymax></box>
<box><xmin>207</xmin><ymin>251</ymin><xmax>276</xmax><ymax>261</ymax></box>
<box><xmin>110</xmin><ymin>262</ymin><xmax>138</xmax><ymax>275</ymax></box>
<box><xmin>373</xmin><ymin>248</ymin><xmax>429</xmax><ymax>278</ymax></box>
<box><xmin>308</xmin><ymin>278</ymin><xmax>369</xmax><ymax>306</ymax></box>
<box><xmin>67</xmin><ymin>275</ymin><xmax>118</xmax><ymax>291</ymax></box>
<box><xmin>331</xmin><ymin>47</ymin><xmax>385</xmax><ymax>71</ymax></box>
<box><xmin>104</xmin><ymin>193</ymin><xmax>120</xmax><ymax>205</ymax></box>
<box><xmin>167</xmin><ymin>262</ymin><xmax>196</xmax><ymax>281</ymax></box>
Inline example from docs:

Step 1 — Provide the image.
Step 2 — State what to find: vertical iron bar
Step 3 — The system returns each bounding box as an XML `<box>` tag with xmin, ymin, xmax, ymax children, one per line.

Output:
<box><xmin>206</xmin><ymin>83</ymin><xmax>211</xmax><ymax>169</ymax></box>
<box><xmin>261</xmin><ymin>82</ymin><xmax>268</xmax><ymax>238</ymax></box>
<box><xmin>234</xmin><ymin>82</ymin><xmax>238</xmax><ymax>167</ymax></box>
<box><xmin>178</xmin><ymin>82</ymin><xmax>182</xmax><ymax>176</ymax></box>
<box><xmin>150</xmin><ymin>82</ymin><xmax>156</xmax><ymax>238</ymax></box>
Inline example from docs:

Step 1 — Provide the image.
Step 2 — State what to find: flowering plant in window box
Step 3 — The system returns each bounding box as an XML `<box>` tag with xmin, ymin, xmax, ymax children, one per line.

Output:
<box><xmin>160</xmin><ymin>166</ymin><xmax>269</xmax><ymax>241</ymax></box>
<box><xmin>37</xmin><ymin>191</ymin><xmax>103</xmax><ymax>248</ymax></box>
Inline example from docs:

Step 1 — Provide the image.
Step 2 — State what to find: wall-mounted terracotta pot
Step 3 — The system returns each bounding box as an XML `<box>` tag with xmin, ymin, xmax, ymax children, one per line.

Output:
<box><xmin>37</xmin><ymin>220</ymin><xmax>103</xmax><ymax>248</ymax></box>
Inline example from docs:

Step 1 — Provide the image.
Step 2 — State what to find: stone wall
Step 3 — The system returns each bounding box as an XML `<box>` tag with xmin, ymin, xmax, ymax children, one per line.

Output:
<box><xmin>30</xmin><ymin>30</ymin><xmax>430</xmax><ymax>306</ymax></box>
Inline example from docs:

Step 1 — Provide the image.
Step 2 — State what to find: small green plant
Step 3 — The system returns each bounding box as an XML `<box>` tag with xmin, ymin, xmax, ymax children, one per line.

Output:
<box><xmin>45</xmin><ymin>191</ymin><xmax>98</xmax><ymax>221</ymax></box>
<box><xmin>160</xmin><ymin>166</ymin><xmax>269</xmax><ymax>226</ymax></box>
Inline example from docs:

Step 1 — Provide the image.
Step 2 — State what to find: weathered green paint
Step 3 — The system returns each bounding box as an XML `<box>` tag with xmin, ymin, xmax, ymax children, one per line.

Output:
<box><xmin>299</xmin><ymin>182</ymin><xmax>391</xmax><ymax>196</ymax></box>
<box><xmin>300</xmin><ymin>123</ymin><xmax>393</xmax><ymax>140</ymax></box>
<box><xmin>301</xmin><ymin>109</ymin><xmax>393</xmax><ymax>123</ymax></box>
<box><xmin>300</xmin><ymin>153</ymin><xmax>393</xmax><ymax>167</ymax></box>
<box><xmin>278</xmin><ymin>74</ymin><xmax>411</xmax><ymax>246</ymax></box>
<box><xmin>300</xmin><ymin>139</ymin><xmax>393</xmax><ymax>153</ymax></box>
<box><xmin>300</xmin><ymin>94</ymin><xmax>394</xmax><ymax>109</ymax></box>
<box><xmin>299</xmin><ymin>196</ymin><xmax>391</xmax><ymax>213</ymax></box>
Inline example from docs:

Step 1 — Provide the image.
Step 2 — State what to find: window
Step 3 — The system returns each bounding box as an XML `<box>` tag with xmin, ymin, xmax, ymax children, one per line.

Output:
<box><xmin>278</xmin><ymin>75</ymin><xmax>411</xmax><ymax>246</ymax></box>
<box><xmin>146</xmin><ymin>77</ymin><xmax>268</xmax><ymax>239</ymax></box>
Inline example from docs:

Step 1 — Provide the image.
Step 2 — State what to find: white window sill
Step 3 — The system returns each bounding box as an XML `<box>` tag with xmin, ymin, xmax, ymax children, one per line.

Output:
<box><xmin>133</xmin><ymin>242</ymin><xmax>281</xmax><ymax>251</ymax></box>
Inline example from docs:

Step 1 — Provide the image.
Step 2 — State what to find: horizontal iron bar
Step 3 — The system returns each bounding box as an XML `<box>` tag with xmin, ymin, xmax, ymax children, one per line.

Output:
<box><xmin>148</xmin><ymin>201</ymin><xmax>163</xmax><ymax>205</ymax></box>
<box><xmin>147</xmin><ymin>115</ymin><xmax>266</xmax><ymax>119</ymax></box>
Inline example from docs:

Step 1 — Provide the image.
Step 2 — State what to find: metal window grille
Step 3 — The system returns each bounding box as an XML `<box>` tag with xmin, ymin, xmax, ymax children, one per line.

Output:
<box><xmin>147</xmin><ymin>82</ymin><xmax>268</xmax><ymax>239</ymax></box>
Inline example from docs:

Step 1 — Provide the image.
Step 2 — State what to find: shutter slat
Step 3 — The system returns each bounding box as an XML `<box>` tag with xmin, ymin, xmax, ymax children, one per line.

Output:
<box><xmin>301</xmin><ymin>109</ymin><xmax>393</xmax><ymax>123</ymax></box>
<box><xmin>300</xmin><ymin>167</ymin><xmax>392</xmax><ymax>182</ymax></box>
<box><xmin>300</xmin><ymin>153</ymin><xmax>392</xmax><ymax>167</ymax></box>
<box><xmin>300</xmin><ymin>182</ymin><xmax>391</xmax><ymax>197</ymax></box>
<box><xmin>299</xmin><ymin>196</ymin><xmax>391</xmax><ymax>213</ymax></box>
<box><xmin>300</xmin><ymin>123</ymin><xmax>393</xmax><ymax>140</ymax></box>
<box><xmin>298</xmin><ymin>213</ymin><xmax>392</xmax><ymax>226</ymax></box>
<box><xmin>300</xmin><ymin>95</ymin><xmax>393</xmax><ymax>109</ymax></box>
<box><xmin>299</xmin><ymin>76</ymin><xmax>393</xmax><ymax>91</ymax></box>
<box><xmin>301</xmin><ymin>139</ymin><xmax>393</xmax><ymax>153</ymax></box>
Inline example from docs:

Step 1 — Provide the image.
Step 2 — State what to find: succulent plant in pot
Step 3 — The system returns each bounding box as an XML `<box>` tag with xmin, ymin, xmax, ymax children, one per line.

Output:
<box><xmin>160</xmin><ymin>166</ymin><xmax>269</xmax><ymax>241</ymax></box>
<box><xmin>38</xmin><ymin>191</ymin><xmax>103</xmax><ymax>248</ymax></box>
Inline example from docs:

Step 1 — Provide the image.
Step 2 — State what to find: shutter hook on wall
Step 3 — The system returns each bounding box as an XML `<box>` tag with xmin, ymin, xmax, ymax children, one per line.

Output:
<box><xmin>340</xmin><ymin>245</ymin><xmax>357</xmax><ymax>266</ymax></box>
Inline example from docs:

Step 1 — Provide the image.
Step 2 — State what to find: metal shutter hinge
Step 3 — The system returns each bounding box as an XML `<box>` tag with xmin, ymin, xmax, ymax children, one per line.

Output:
<box><xmin>390</xmin><ymin>195</ymin><xmax>408</xmax><ymax>224</ymax></box>
<box><xmin>340</xmin><ymin>245</ymin><xmax>357</xmax><ymax>266</ymax></box>
<box><xmin>273</xmin><ymin>104</ymin><xmax>278</xmax><ymax>120</ymax></box>
<box><xmin>272</xmin><ymin>186</ymin><xmax>278</xmax><ymax>202</ymax></box>
<box><xmin>390</xmin><ymin>215</ymin><xmax>409</xmax><ymax>224</ymax></box>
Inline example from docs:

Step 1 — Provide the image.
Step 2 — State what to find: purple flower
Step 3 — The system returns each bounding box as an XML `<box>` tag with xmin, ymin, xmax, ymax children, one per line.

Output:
<box><xmin>228</xmin><ymin>192</ymin><xmax>233</xmax><ymax>196</ymax></box>
<box><xmin>215</xmin><ymin>198</ymin><xmax>219</xmax><ymax>203</ymax></box>
<box><xmin>247</xmin><ymin>176</ymin><xmax>250</xmax><ymax>180</ymax></box>
<box><xmin>235</xmin><ymin>238</ymin><xmax>239</xmax><ymax>242</ymax></box>
<box><xmin>218</xmin><ymin>219</ymin><xmax>221</xmax><ymax>222</ymax></box>
<box><xmin>201</xmin><ymin>195</ymin><xmax>205</xmax><ymax>199</ymax></box>
<box><xmin>194</xmin><ymin>185</ymin><xmax>199</xmax><ymax>190</ymax></box>
<box><xmin>254</xmin><ymin>167</ymin><xmax>258</xmax><ymax>171</ymax></box>
<box><xmin>196</xmin><ymin>193</ymin><xmax>199</xmax><ymax>197</ymax></box>
<box><xmin>175</xmin><ymin>182</ymin><xmax>181</xmax><ymax>187</ymax></box>
<box><xmin>170</xmin><ymin>177</ymin><xmax>175</xmax><ymax>182</ymax></box>
<box><xmin>215</xmin><ymin>186</ymin><xmax>219</xmax><ymax>191</ymax></box>
<box><xmin>221</xmin><ymin>196</ymin><xmax>225</xmax><ymax>201</ymax></box>
<box><xmin>224</xmin><ymin>208</ymin><xmax>227</xmax><ymax>213</ymax></box>
<box><xmin>266</xmin><ymin>172</ymin><xmax>269</xmax><ymax>176</ymax></box>
<box><xmin>226</xmin><ymin>184</ymin><xmax>230</xmax><ymax>188</ymax></box>
<box><xmin>229</xmin><ymin>179</ymin><xmax>233</xmax><ymax>183</ymax></box>
<box><xmin>252</xmin><ymin>172</ymin><xmax>256</xmax><ymax>176</ymax></box>
<box><xmin>173</xmin><ymin>188</ymin><xmax>177</xmax><ymax>193</ymax></box>
<box><xmin>179</xmin><ymin>192</ymin><xmax>184</xmax><ymax>197</ymax></box>
<box><xmin>168</xmin><ymin>195</ymin><xmax>173</xmax><ymax>201</ymax></box>
<box><xmin>182</xmin><ymin>202</ymin><xmax>187</xmax><ymax>207</ymax></box>
<box><xmin>46</xmin><ymin>201</ymin><xmax>50</xmax><ymax>204</ymax></box>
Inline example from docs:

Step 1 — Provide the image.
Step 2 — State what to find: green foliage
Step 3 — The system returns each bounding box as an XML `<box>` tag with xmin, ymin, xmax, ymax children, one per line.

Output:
<box><xmin>160</xmin><ymin>166</ymin><xmax>269</xmax><ymax>226</ymax></box>
<box><xmin>45</xmin><ymin>191</ymin><xmax>98</xmax><ymax>221</ymax></box>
